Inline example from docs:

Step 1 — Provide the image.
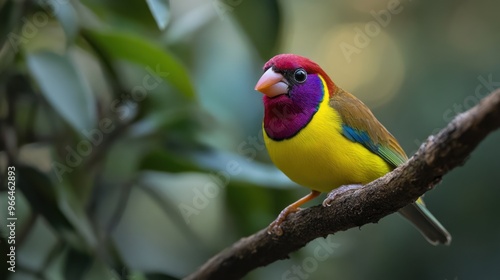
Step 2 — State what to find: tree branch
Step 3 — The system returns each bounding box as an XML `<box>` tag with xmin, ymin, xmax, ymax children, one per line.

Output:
<box><xmin>185</xmin><ymin>89</ymin><xmax>500</xmax><ymax>280</ymax></box>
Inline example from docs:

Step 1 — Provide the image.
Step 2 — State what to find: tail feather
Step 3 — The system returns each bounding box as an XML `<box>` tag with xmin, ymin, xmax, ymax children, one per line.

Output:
<box><xmin>398</xmin><ymin>201</ymin><xmax>451</xmax><ymax>246</ymax></box>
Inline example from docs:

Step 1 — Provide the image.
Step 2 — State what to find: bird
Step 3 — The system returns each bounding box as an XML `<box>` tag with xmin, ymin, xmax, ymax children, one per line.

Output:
<box><xmin>254</xmin><ymin>53</ymin><xmax>451</xmax><ymax>245</ymax></box>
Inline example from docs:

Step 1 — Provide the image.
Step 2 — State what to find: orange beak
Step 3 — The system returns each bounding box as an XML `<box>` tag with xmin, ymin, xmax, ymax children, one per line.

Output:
<box><xmin>254</xmin><ymin>68</ymin><xmax>289</xmax><ymax>98</ymax></box>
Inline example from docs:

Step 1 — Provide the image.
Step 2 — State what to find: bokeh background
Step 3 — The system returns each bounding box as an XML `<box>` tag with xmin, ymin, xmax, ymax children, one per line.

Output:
<box><xmin>1</xmin><ymin>0</ymin><xmax>500</xmax><ymax>279</ymax></box>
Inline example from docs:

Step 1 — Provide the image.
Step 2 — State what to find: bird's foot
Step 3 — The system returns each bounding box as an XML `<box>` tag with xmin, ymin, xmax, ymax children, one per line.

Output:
<box><xmin>267</xmin><ymin>206</ymin><xmax>301</xmax><ymax>236</ymax></box>
<box><xmin>322</xmin><ymin>184</ymin><xmax>363</xmax><ymax>207</ymax></box>
<box><xmin>268</xmin><ymin>190</ymin><xmax>321</xmax><ymax>236</ymax></box>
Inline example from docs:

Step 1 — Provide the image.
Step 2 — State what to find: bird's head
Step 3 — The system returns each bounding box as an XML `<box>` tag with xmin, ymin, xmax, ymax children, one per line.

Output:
<box><xmin>255</xmin><ymin>54</ymin><xmax>335</xmax><ymax>100</ymax></box>
<box><xmin>254</xmin><ymin>54</ymin><xmax>336</xmax><ymax>140</ymax></box>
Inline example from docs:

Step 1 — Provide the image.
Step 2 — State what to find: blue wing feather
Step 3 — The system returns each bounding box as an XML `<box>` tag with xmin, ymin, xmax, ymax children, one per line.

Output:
<box><xmin>341</xmin><ymin>124</ymin><xmax>406</xmax><ymax>167</ymax></box>
<box><xmin>341</xmin><ymin>124</ymin><xmax>378</xmax><ymax>152</ymax></box>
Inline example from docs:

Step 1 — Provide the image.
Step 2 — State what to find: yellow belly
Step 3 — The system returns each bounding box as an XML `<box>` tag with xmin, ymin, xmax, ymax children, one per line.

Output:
<box><xmin>263</xmin><ymin>78</ymin><xmax>392</xmax><ymax>193</ymax></box>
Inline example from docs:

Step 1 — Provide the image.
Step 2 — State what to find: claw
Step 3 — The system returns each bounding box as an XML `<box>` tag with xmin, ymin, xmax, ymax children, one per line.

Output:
<box><xmin>267</xmin><ymin>207</ymin><xmax>301</xmax><ymax>235</ymax></box>
<box><xmin>267</xmin><ymin>190</ymin><xmax>321</xmax><ymax>236</ymax></box>
<box><xmin>322</xmin><ymin>184</ymin><xmax>363</xmax><ymax>207</ymax></box>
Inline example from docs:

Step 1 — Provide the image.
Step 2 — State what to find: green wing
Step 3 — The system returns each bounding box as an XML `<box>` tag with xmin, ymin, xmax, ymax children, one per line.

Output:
<box><xmin>330</xmin><ymin>88</ymin><xmax>408</xmax><ymax>168</ymax></box>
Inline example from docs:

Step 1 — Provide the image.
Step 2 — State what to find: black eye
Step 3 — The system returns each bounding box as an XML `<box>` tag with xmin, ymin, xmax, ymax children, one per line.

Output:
<box><xmin>293</xmin><ymin>68</ymin><xmax>307</xmax><ymax>83</ymax></box>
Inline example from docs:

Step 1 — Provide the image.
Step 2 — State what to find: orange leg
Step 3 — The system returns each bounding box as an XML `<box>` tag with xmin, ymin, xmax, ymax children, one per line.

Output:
<box><xmin>268</xmin><ymin>190</ymin><xmax>321</xmax><ymax>236</ymax></box>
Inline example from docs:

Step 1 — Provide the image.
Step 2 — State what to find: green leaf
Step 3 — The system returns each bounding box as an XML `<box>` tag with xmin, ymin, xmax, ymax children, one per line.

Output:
<box><xmin>145</xmin><ymin>0</ymin><xmax>170</xmax><ymax>30</ymax></box>
<box><xmin>48</xmin><ymin>0</ymin><xmax>79</xmax><ymax>43</ymax></box>
<box><xmin>140</xmin><ymin>148</ymin><xmax>295</xmax><ymax>189</ymax></box>
<box><xmin>85</xmin><ymin>30</ymin><xmax>195</xmax><ymax>98</ymax></box>
<box><xmin>27</xmin><ymin>51</ymin><xmax>96</xmax><ymax>133</ymax></box>
<box><xmin>140</xmin><ymin>149</ymin><xmax>202</xmax><ymax>173</ymax></box>
<box><xmin>80</xmin><ymin>0</ymin><xmax>158</xmax><ymax>30</ymax></box>
<box><xmin>187</xmin><ymin>150</ymin><xmax>295</xmax><ymax>189</ymax></box>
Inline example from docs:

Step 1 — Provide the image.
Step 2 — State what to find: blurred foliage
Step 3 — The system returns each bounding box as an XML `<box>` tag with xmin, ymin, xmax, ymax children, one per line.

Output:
<box><xmin>0</xmin><ymin>0</ymin><xmax>499</xmax><ymax>280</ymax></box>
